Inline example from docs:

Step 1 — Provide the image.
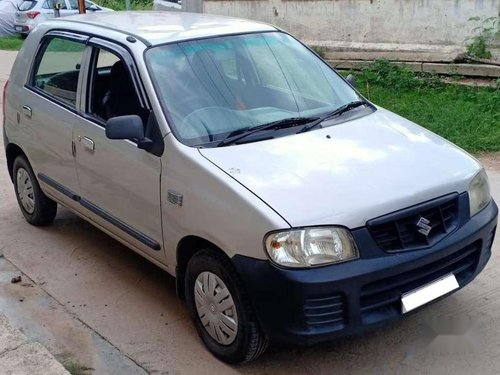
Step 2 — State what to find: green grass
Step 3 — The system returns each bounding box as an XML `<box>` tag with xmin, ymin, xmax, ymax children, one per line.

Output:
<box><xmin>0</xmin><ymin>35</ymin><xmax>24</xmax><ymax>51</ymax></box>
<box><xmin>58</xmin><ymin>356</ymin><xmax>94</xmax><ymax>375</ymax></box>
<box><xmin>349</xmin><ymin>60</ymin><xmax>500</xmax><ymax>153</ymax></box>
<box><xmin>94</xmin><ymin>0</ymin><xmax>153</xmax><ymax>10</ymax></box>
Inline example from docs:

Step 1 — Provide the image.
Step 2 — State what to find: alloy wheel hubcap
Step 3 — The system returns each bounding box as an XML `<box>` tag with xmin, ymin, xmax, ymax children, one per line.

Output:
<box><xmin>194</xmin><ymin>271</ymin><xmax>238</xmax><ymax>345</ymax></box>
<box><xmin>16</xmin><ymin>168</ymin><xmax>35</xmax><ymax>214</ymax></box>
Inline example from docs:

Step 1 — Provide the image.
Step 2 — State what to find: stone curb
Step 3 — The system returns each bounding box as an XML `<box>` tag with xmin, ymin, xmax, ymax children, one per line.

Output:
<box><xmin>327</xmin><ymin>59</ymin><xmax>500</xmax><ymax>78</ymax></box>
<box><xmin>0</xmin><ymin>313</ymin><xmax>70</xmax><ymax>375</ymax></box>
<box><xmin>306</xmin><ymin>41</ymin><xmax>500</xmax><ymax>63</ymax></box>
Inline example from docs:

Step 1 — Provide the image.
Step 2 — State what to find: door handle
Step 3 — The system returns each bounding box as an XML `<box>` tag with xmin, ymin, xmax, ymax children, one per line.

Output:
<box><xmin>79</xmin><ymin>136</ymin><xmax>95</xmax><ymax>152</ymax></box>
<box><xmin>22</xmin><ymin>105</ymin><xmax>32</xmax><ymax>119</ymax></box>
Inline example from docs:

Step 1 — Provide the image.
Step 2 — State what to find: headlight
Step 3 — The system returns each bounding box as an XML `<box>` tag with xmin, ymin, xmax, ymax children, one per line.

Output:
<box><xmin>265</xmin><ymin>227</ymin><xmax>359</xmax><ymax>268</ymax></box>
<box><xmin>469</xmin><ymin>169</ymin><xmax>491</xmax><ymax>217</ymax></box>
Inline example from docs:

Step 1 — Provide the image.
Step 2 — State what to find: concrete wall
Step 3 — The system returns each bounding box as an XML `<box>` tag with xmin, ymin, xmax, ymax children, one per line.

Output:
<box><xmin>203</xmin><ymin>0</ymin><xmax>500</xmax><ymax>61</ymax></box>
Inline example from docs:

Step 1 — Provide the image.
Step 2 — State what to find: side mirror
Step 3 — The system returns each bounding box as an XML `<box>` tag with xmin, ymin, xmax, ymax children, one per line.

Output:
<box><xmin>105</xmin><ymin>115</ymin><xmax>154</xmax><ymax>152</ymax></box>
<box><xmin>106</xmin><ymin>115</ymin><xmax>144</xmax><ymax>140</ymax></box>
<box><xmin>346</xmin><ymin>74</ymin><xmax>356</xmax><ymax>88</ymax></box>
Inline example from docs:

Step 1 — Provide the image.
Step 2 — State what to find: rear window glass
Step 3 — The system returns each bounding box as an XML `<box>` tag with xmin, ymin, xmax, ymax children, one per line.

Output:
<box><xmin>18</xmin><ymin>1</ymin><xmax>37</xmax><ymax>10</ymax></box>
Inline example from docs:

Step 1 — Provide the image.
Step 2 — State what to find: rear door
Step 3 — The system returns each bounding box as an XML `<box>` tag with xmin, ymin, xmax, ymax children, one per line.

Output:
<box><xmin>21</xmin><ymin>31</ymin><xmax>88</xmax><ymax>208</ymax></box>
<box><xmin>73</xmin><ymin>38</ymin><xmax>165</xmax><ymax>263</ymax></box>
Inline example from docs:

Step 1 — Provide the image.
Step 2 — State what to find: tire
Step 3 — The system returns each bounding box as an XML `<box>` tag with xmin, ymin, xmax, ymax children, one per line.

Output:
<box><xmin>13</xmin><ymin>156</ymin><xmax>57</xmax><ymax>226</ymax></box>
<box><xmin>185</xmin><ymin>249</ymin><xmax>268</xmax><ymax>364</ymax></box>
<box><xmin>20</xmin><ymin>34</ymin><xmax>27</xmax><ymax>40</ymax></box>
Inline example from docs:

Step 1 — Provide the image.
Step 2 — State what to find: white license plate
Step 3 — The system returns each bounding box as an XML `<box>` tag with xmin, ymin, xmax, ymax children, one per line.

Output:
<box><xmin>15</xmin><ymin>26</ymin><xmax>23</xmax><ymax>32</ymax></box>
<box><xmin>401</xmin><ymin>273</ymin><xmax>459</xmax><ymax>314</ymax></box>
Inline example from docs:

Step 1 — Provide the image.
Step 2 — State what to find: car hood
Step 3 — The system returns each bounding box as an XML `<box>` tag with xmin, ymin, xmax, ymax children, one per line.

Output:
<box><xmin>199</xmin><ymin>108</ymin><xmax>481</xmax><ymax>229</ymax></box>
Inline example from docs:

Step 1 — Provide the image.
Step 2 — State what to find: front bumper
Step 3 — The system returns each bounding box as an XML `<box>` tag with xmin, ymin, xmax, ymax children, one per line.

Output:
<box><xmin>232</xmin><ymin>199</ymin><xmax>498</xmax><ymax>345</ymax></box>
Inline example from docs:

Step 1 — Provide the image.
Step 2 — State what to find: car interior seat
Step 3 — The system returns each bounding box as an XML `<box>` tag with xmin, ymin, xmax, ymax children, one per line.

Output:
<box><xmin>102</xmin><ymin>60</ymin><xmax>143</xmax><ymax>120</ymax></box>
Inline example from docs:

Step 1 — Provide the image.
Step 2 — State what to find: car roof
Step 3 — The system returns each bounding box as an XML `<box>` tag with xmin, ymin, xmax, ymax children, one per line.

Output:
<box><xmin>54</xmin><ymin>11</ymin><xmax>278</xmax><ymax>45</ymax></box>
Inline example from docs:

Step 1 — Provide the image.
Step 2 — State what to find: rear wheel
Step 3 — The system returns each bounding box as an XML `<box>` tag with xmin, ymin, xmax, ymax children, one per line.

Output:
<box><xmin>185</xmin><ymin>249</ymin><xmax>268</xmax><ymax>363</ymax></box>
<box><xmin>13</xmin><ymin>156</ymin><xmax>57</xmax><ymax>226</ymax></box>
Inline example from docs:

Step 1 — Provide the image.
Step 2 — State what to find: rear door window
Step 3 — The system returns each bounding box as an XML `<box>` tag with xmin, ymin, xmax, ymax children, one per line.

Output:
<box><xmin>18</xmin><ymin>1</ymin><xmax>37</xmax><ymax>10</ymax></box>
<box><xmin>31</xmin><ymin>37</ymin><xmax>86</xmax><ymax>107</ymax></box>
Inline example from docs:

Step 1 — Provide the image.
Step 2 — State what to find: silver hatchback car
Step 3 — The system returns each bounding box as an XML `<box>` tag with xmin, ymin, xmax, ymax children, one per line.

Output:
<box><xmin>3</xmin><ymin>12</ymin><xmax>498</xmax><ymax>364</ymax></box>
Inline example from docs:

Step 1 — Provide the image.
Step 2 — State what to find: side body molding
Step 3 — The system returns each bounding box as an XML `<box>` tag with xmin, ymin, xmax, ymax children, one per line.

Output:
<box><xmin>38</xmin><ymin>173</ymin><xmax>161</xmax><ymax>251</ymax></box>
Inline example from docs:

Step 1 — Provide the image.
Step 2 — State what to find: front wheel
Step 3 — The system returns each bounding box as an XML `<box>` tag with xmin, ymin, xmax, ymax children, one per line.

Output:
<box><xmin>13</xmin><ymin>156</ymin><xmax>57</xmax><ymax>226</ymax></box>
<box><xmin>185</xmin><ymin>249</ymin><xmax>268</xmax><ymax>363</ymax></box>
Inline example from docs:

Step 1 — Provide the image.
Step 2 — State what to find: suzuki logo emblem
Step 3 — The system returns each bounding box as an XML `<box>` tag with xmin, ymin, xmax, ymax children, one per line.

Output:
<box><xmin>416</xmin><ymin>217</ymin><xmax>432</xmax><ymax>237</ymax></box>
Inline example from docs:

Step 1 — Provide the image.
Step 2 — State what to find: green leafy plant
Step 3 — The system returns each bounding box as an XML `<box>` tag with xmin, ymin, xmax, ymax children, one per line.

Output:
<box><xmin>466</xmin><ymin>16</ymin><xmax>499</xmax><ymax>59</ymax></box>
<box><xmin>358</xmin><ymin>59</ymin><xmax>422</xmax><ymax>98</ymax></box>
<box><xmin>93</xmin><ymin>0</ymin><xmax>152</xmax><ymax>10</ymax></box>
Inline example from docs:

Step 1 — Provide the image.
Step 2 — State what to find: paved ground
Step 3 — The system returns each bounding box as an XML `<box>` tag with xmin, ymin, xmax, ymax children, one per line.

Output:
<box><xmin>1</xmin><ymin>50</ymin><xmax>500</xmax><ymax>374</ymax></box>
<box><xmin>0</xmin><ymin>256</ymin><xmax>149</xmax><ymax>374</ymax></box>
<box><xmin>0</xmin><ymin>312</ymin><xmax>70</xmax><ymax>374</ymax></box>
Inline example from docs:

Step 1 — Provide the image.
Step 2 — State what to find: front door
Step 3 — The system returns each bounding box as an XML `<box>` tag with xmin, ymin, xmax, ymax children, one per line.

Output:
<box><xmin>73</xmin><ymin>40</ymin><xmax>165</xmax><ymax>263</ymax></box>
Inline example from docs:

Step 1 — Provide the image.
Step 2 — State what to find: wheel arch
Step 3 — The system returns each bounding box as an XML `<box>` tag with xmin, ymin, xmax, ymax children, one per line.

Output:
<box><xmin>5</xmin><ymin>143</ymin><xmax>28</xmax><ymax>182</ymax></box>
<box><xmin>175</xmin><ymin>235</ymin><xmax>231</xmax><ymax>299</ymax></box>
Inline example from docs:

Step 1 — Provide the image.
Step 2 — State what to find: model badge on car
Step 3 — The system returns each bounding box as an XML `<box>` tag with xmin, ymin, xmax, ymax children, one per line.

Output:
<box><xmin>416</xmin><ymin>217</ymin><xmax>432</xmax><ymax>236</ymax></box>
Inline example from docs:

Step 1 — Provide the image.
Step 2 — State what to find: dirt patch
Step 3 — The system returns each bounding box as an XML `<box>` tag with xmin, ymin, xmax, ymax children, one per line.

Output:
<box><xmin>478</xmin><ymin>152</ymin><xmax>500</xmax><ymax>171</ymax></box>
<box><xmin>443</xmin><ymin>77</ymin><xmax>499</xmax><ymax>88</ymax></box>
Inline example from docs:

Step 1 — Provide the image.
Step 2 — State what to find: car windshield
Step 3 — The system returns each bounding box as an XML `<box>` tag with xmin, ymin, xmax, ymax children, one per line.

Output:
<box><xmin>18</xmin><ymin>0</ymin><xmax>37</xmax><ymax>10</ymax></box>
<box><xmin>146</xmin><ymin>32</ymin><xmax>366</xmax><ymax>147</ymax></box>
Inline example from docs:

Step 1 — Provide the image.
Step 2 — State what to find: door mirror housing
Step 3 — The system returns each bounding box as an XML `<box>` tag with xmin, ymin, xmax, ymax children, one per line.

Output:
<box><xmin>106</xmin><ymin>115</ymin><xmax>144</xmax><ymax>140</ymax></box>
<box><xmin>105</xmin><ymin>115</ymin><xmax>157</xmax><ymax>153</ymax></box>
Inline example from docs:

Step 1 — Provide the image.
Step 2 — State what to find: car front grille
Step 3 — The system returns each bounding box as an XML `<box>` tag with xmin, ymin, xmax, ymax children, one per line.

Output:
<box><xmin>303</xmin><ymin>294</ymin><xmax>345</xmax><ymax>329</ymax></box>
<box><xmin>359</xmin><ymin>241</ymin><xmax>481</xmax><ymax>325</ymax></box>
<box><xmin>368</xmin><ymin>194</ymin><xmax>460</xmax><ymax>252</ymax></box>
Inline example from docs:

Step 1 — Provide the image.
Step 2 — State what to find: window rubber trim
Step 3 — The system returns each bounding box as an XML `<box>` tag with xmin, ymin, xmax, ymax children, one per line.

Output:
<box><xmin>86</xmin><ymin>37</ymin><xmax>151</xmax><ymax>111</ymax></box>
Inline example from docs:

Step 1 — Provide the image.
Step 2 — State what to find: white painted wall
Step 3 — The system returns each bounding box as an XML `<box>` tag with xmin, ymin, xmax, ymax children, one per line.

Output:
<box><xmin>203</xmin><ymin>0</ymin><xmax>500</xmax><ymax>61</ymax></box>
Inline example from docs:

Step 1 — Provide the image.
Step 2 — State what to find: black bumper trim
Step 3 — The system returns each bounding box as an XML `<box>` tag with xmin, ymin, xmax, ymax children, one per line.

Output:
<box><xmin>80</xmin><ymin>198</ymin><xmax>161</xmax><ymax>251</ymax></box>
<box><xmin>38</xmin><ymin>173</ymin><xmax>80</xmax><ymax>201</ymax></box>
<box><xmin>232</xmin><ymin>199</ymin><xmax>498</xmax><ymax>345</ymax></box>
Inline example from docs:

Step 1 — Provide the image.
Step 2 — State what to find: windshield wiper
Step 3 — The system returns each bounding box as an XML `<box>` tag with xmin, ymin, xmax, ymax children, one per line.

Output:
<box><xmin>215</xmin><ymin>101</ymin><xmax>369</xmax><ymax>147</ymax></box>
<box><xmin>298</xmin><ymin>100</ymin><xmax>369</xmax><ymax>134</ymax></box>
<box><xmin>217</xmin><ymin>116</ymin><xmax>319</xmax><ymax>147</ymax></box>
